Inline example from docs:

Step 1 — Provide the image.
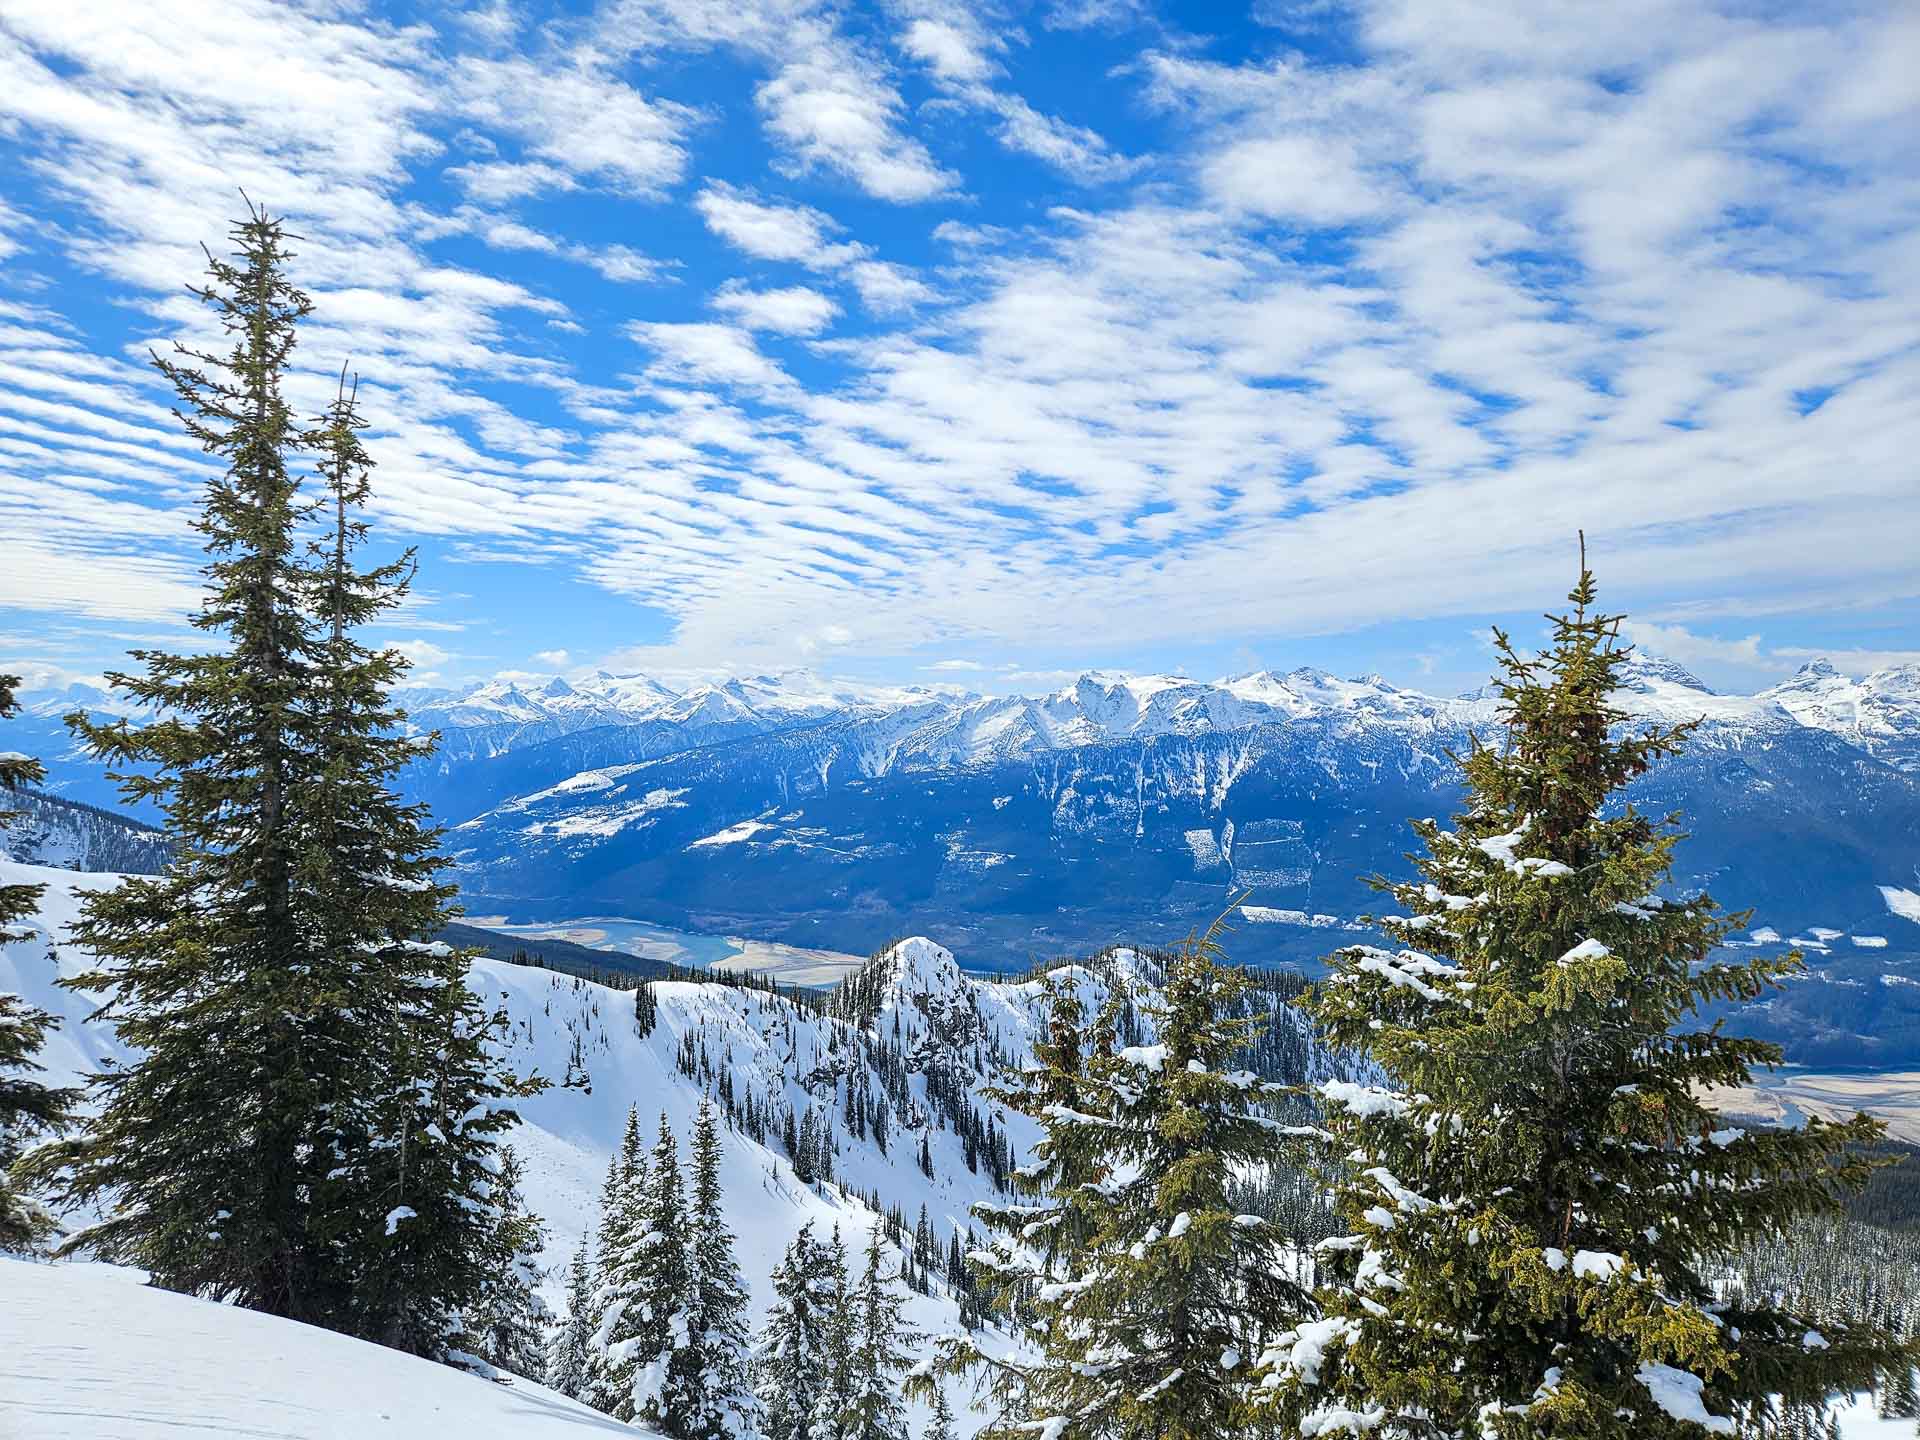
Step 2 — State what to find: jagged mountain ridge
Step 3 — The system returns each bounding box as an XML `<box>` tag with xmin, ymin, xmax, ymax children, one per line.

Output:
<box><xmin>18</xmin><ymin>657</ymin><xmax>1920</xmax><ymax>980</ymax></box>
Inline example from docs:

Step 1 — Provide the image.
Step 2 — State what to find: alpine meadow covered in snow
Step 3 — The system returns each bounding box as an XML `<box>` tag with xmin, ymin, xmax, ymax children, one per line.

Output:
<box><xmin>4</xmin><ymin>2</ymin><xmax>1920</xmax><ymax>1439</ymax></box>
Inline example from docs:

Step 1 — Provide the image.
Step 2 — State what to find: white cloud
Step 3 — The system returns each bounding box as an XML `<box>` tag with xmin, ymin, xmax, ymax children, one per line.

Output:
<box><xmin>453</xmin><ymin>56</ymin><xmax>693</xmax><ymax>197</ymax></box>
<box><xmin>757</xmin><ymin>49</ymin><xmax>956</xmax><ymax>201</ymax></box>
<box><xmin>694</xmin><ymin>184</ymin><xmax>861</xmax><ymax>266</ymax></box>
<box><xmin>444</xmin><ymin>159</ymin><xmax>579</xmax><ymax>203</ymax></box>
<box><xmin>899</xmin><ymin>19</ymin><xmax>994</xmax><ymax>84</ymax></box>
<box><xmin>1202</xmin><ymin>135</ymin><xmax>1388</xmax><ymax>223</ymax></box>
<box><xmin>628</xmin><ymin>322</ymin><xmax>791</xmax><ymax>391</ymax></box>
<box><xmin>391</xmin><ymin>638</ymin><xmax>454</xmax><ymax>668</ymax></box>
<box><xmin>694</xmin><ymin>183</ymin><xmax>932</xmax><ymax>314</ymax></box>
<box><xmin>2</xmin><ymin>0</ymin><xmax>1917</xmax><ymax>683</ymax></box>
<box><xmin>712</xmin><ymin>284</ymin><xmax>840</xmax><ymax>335</ymax></box>
<box><xmin>533</xmin><ymin>648</ymin><xmax>572</xmax><ymax>667</ymax></box>
<box><xmin>1621</xmin><ymin>622</ymin><xmax>1769</xmax><ymax>671</ymax></box>
<box><xmin>893</xmin><ymin>7</ymin><xmax>1137</xmax><ymax>182</ymax></box>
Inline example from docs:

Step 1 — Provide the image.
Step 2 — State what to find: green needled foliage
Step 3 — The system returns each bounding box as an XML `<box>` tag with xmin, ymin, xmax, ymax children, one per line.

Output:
<box><xmin>1257</xmin><ymin>558</ymin><xmax>1909</xmax><ymax>1440</ymax></box>
<box><xmin>1</xmin><ymin>674</ymin><xmax>78</xmax><ymax>1254</ymax></box>
<box><xmin>928</xmin><ymin>921</ymin><xmax>1311</xmax><ymax>1440</ymax></box>
<box><xmin>16</xmin><ymin>207</ymin><xmax>535</xmax><ymax>1359</ymax></box>
<box><xmin>686</xmin><ymin>1100</ymin><xmax>763</xmax><ymax>1440</ymax></box>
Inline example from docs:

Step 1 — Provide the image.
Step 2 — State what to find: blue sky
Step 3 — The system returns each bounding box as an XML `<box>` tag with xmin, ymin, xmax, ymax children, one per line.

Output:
<box><xmin>2</xmin><ymin>0</ymin><xmax>1917</xmax><ymax>701</ymax></box>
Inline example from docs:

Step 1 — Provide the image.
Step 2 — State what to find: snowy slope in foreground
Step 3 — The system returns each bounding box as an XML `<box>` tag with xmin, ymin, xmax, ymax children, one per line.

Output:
<box><xmin>1</xmin><ymin>860</ymin><xmax>1175</xmax><ymax>1434</ymax></box>
<box><xmin>0</xmin><ymin>1258</ymin><xmax>635</xmax><ymax>1438</ymax></box>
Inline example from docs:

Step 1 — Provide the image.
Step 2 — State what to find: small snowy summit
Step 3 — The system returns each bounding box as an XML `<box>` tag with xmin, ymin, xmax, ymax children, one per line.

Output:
<box><xmin>0</xmin><ymin>1259</ymin><xmax>637</xmax><ymax>1438</ymax></box>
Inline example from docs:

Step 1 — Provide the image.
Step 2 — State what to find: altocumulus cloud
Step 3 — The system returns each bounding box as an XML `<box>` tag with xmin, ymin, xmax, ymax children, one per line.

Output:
<box><xmin>0</xmin><ymin>0</ymin><xmax>1916</xmax><ymax>685</ymax></box>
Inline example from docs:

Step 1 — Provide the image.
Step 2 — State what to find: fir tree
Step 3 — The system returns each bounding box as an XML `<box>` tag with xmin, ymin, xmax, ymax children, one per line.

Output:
<box><xmin>0</xmin><ymin>675</ymin><xmax>78</xmax><ymax>1254</ymax></box>
<box><xmin>550</xmin><ymin>1238</ymin><xmax>597</xmax><ymax>1400</ymax></box>
<box><xmin>16</xmin><ymin>211</ymin><xmax>533</xmax><ymax>1358</ymax></box>
<box><xmin>685</xmin><ymin>1100</ymin><xmax>762</xmax><ymax>1440</ymax></box>
<box><xmin>815</xmin><ymin>1225</ymin><xmax>857</xmax><ymax>1440</ymax></box>
<box><xmin>759</xmin><ymin>1223</ymin><xmax>835</xmax><ymax>1440</ymax></box>
<box><xmin>845</xmin><ymin>1226</ymin><xmax>918</xmax><ymax>1440</ymax></box>
<box><xmin>295</xmin><ymin>364</ymin><xmax>536</xmax><ymax>1355</ymax></box>
<box><xmin>586</xmin><ymin>1111</ymin><xmax>649</xmax><ymax>1416</ymax></box>
<box><xmin>599</xmin><ymin>1113</ymin><xmax>698</xmax><ymax>1429</ymax></box>
<box><xmin>1257</xmin><ymin>558</ymin><xmax>1904</xmax><ymax>1440</ymax></box>
<box><xmin>21</xmin><ymin>208</ymin><xmax>334</xmax><ymax>1313</ymax></box>
<box><xmin>471</xmin><ymin>1146</ymin><xmax>552</xmax><ymax>1382</ymax></box>
<box><xmin>349</xmin><ymin>967</ymin><xmax>535</xmax><ymax>1359</ymax></box>
<box><xmin>925</xmin><ymin>934</ymin><xmax>1306</xmax><ymax>1440</ymax></box>
<box><xmin>923</xmin><ymin>1382</ymin><xmax>959</xmax><ymax>1440</ymax></box>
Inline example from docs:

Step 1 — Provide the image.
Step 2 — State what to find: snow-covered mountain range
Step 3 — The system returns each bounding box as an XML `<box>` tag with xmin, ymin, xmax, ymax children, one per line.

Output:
<box><xmin>17</xmin><ymin>656</ymin><xmax>1920</xmax><ymax>1006</ymax></box>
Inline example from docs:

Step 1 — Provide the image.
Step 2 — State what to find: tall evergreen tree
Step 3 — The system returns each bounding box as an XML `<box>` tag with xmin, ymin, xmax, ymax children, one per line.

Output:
<box><xmin>1</xmin><ymin>676</ymin><xmax>78</xmax><ymax>1254</ymax></box>
<box><xmin>925</xmin><ymin>935</ymin><xmax>1306</xmax><ymax>1440</ymax></box>
<box><xmin>471</xmin><ymin>1146</ymin><xmax>552</xmax><ymax>1382</ymax></box>
<box><xmin>586</xmin><ymin>1112</ymin><xmax>649</xmax><ymax>1416</ymax></box>
<box><xmin>815</xmin><ymin>1225</ymin><xmax>857</xmax><ymax>1440</ymax></box>
<box><xmin>1256</xmin><ymin>560</ymin><xmax>1904</xmax><ymax>1440</ymax></box>
<box><xmin>550</xmin><ymin>1238</ymin><xmax>597</xmax><ymax>1400</ymax></box>
<box><xmin>17</xmin><ymin>211</ymin><xmax>533</xmax><ymax>1357</ymax></box>
<box><xmin>686</xmin><ymin>1100</ymin><xmax>762</xmax><ymax>1440</ymax></box>
<box><xmin>22</xmin><ymin>209</ymin><xmax>333</xmax><ymax>1312</ymax></box>
<box><xmin>759</xmin><ymin>1223</ymin><xmax>835</xmax><ymax>1440</ymax></box>
<box><xmin>845</xmin><ymin>1226</ymin><xmax>918</xmax><ymax>1440</ymax></box>
<box><xmin>597</xmin><ymin>1112</ymin><xmax>698</xmax><ymax>1427</ymax></box>
<box><xmin>296</xmin><ymin>365</ymin><xmax>535</xmax><ymax>1355</ymax></box>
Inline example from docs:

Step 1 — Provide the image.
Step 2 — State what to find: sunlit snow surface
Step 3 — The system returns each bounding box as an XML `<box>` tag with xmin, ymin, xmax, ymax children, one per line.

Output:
<box><xmin>0</xmin><ymin>1257</ymin><xmax>636</xmax><ymax>1438</ymax></box>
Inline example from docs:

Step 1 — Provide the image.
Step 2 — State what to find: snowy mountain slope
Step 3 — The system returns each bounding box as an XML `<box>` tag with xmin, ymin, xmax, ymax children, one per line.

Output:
<box><xmin>1</xmin><ymin>863</ymin><xmax>1357</xmax><ymax>1435</ymax></box>
<box><xmin>0</xmin><ymin>790</ymin><xmax>167</xmax><ymax>875</ymax></box>
<box><xmin>23</xmin><ymin>650</ymin><xmax>1920</xmax><ymax>1029</ymax></box>
<box><xmin>1760</xmin><ymin>660</ymin><xmax>1920</xmax><ymax>773</ymax></box>
<box><xmin>0</xmin><ymin>1257</ymin><xmax>636</xmax><ymax>1438</ymax></box>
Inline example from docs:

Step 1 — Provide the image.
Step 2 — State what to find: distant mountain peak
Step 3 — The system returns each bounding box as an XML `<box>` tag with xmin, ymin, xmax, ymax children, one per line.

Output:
<box><xmin>1615</xmin><ymin>651</ymin><xmax>1714</xmax><ymax>693</ymax></box>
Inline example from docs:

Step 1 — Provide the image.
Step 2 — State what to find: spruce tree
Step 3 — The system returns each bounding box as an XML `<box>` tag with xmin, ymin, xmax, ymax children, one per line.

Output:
<box><xmin>1256</xmin><ymin>560</ymin><xmax>1903</xmax><ymax>1440</ymax></box>
<box><xmin>686</xmin><ymin>1100</ymin><xmax>762</xmax><ymax>1440</ymax></box>
<box><xmin>923</xmin><ymin>1383</ymin><xmax>959</xmax><ymax>1440</ymax></box>
<box><xmin>597</xmin><ymin>1112</ymin><xmax>698</xmax><ymax>1427</ymax></box>
<box><xmin>587</xmin><ymin>1113</ymin><xmax>649</xmax><ymax>1416</ymax></box>
<box><xmin>759</xmin><ymin>1223</ymin><xmax>834</xmax><ymax>1440</ymax></box>
<box><xmin>845</xmin><ymin>1226</ymin><xmax>918</xmax><ymax>1440</ymax></box>
<box><xmin>1</xmin><ymin>675</ymin><xmax>78</xmax><ymax>1255</ymax></box>
<box><xmin>815</xmin><ymin>1224</ymin><xmax>858</xmax><ymax>1440</ymax></box>
<box><xmin>550</xmin><ymin>1238</ymin><xmax>597</xmax><ymax>1400</ymax></box>
<box><xmin>471</xmin><ymin>1146</ymin><xmax>552</xmax><ymax>1382</ymax></box>
<box><xmin>21</xmin><ymin>209</ymin><xmax>333</xmax><ymax>1311</ymax></box>
<box><xmin>17</xmin><ymin>211</ymin><xmax>533</xmax><ymax>1356</ymax></box>
<box><xmin>296</xmin><ymin>366</ymin><xmax>535</xmax><ymax>1355</ymax></box>
<box><xmin>925</xmin><ymin>936</ymin><xmax>1306</xmax><ymax>1440</ymax></box>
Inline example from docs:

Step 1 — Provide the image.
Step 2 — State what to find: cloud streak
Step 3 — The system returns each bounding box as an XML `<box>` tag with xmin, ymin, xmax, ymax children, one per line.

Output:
<box><xmin>0</xmin><ymin>0</ymin><xmax>1915</xmax><ymax>690</ymax></box>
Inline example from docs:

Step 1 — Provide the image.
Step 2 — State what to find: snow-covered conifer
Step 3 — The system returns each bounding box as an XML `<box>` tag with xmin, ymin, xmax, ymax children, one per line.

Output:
<box><xmin>844</xmin><ymin>1226</ymin><xmax>918</xmax><ymax>1440</ymax></box>
<box><xmin>685</xmin><ymin>1100</ymin><xmax>761</xmax><ymax>1440</ymax></box>
<box><xmin>598</xmin><ymin>1112</ymin><xmax>697</xmax><ymax>1429</ymax></box>
<box><xmin>470</xmin><ymin>1146</ymin><xmax>551</xmax><ymax>1382</ymax></box>
<box><xmin>0</xmin><ymin>676</ymin><xmax>77</xmax><ymax>1255</ymax></box>
<box><xmin>922</xmin><ymin>1383</ymin><xmax>958</xmax><ymax>1440</ymax></box>
<box><xmin>1256</xmin><ymin>559</ymin><xmax>1904</xmax><ymax>1439</ymax></box>
<box><xmin>923</xmin><ymin>928</ymin><xmax>1309</xmax><ymax>1440</ymax></box>
<box><xmin>758</xmin><ymin>1223</ymin><xmax>834</xmax><ymax>1440</ymax></box>
<box><xmin>814</xmin><ymin>1225</ymin><xmax>857</xmax><ymax>1440</ymax></box>
<box><xmin>549</xmin><ymin>1239</ymin><xmax>596</xmax><ymax>1400</ymax></box>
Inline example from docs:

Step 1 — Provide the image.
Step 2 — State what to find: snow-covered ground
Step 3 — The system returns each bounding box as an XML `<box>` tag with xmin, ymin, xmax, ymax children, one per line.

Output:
<box><xmin>0</xmin><ymin>859</ymin><xmax>1127</xmax><ymax>1435</ymax></box>
<box><xmin>0</xmin><ymin>1257</ymin><xmax>637</xmax><ymax>1438</ymax></box>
